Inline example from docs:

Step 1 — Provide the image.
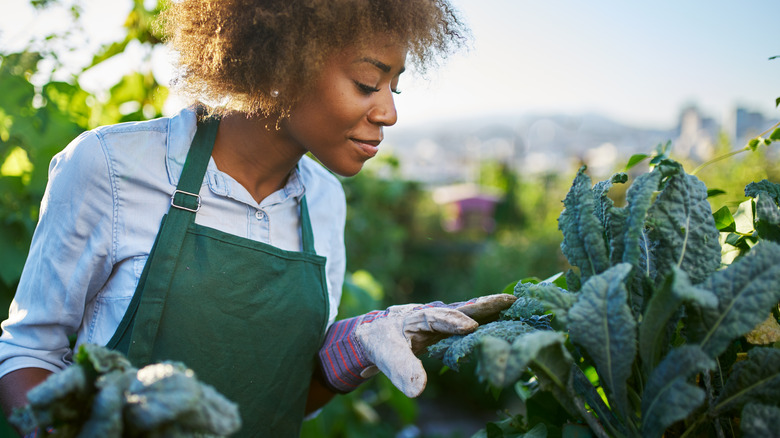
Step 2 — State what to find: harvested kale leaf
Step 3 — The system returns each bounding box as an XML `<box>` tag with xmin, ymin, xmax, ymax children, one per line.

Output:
<box><xmin>10</xmin><ymin>345</ymin><xmax>241</xmax><ymax>438</ymax></box>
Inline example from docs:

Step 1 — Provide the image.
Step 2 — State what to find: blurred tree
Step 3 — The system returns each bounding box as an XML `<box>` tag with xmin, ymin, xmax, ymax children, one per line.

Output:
<box><xmin>479</xmin><ymin>160</ymin><xmax>525</xmax><ymax>230</ymax></box>
<box><xmin>0</xmin><ymin>1</ymin><xmax>166</xmax><ymax>433</ymax></box>
<box><xmin>341</xmin><ymin>155</ymin><xmax>423</xmax><ymax>304</ymax></box>
<box><xmin>0</xmin><ymin>0</ymin><xmax>167</xmax><ymax>319</ymax></box>
<box><xmin>694</xmin><ymin>131</ymin><xmax>780</xmax><ymax>211</ymax></box>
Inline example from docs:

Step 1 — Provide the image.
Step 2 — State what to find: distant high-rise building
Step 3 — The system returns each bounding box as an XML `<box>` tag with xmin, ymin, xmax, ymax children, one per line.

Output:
<box><xmin>675</xmin><ymin>106</ymin><xmax>718</xmax><ymax>161</ymax></box>
<box><xmin>731</xmin><ymin>107</ymin><xmax>773</xmax><ymax>146</ymax></box>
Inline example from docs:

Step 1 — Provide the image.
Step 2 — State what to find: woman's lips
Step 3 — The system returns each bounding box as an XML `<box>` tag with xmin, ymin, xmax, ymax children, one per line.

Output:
<box><xmin>351</xmin><ymin>139</ymin><xmax>380</xmax><ymax>158</ymax></box>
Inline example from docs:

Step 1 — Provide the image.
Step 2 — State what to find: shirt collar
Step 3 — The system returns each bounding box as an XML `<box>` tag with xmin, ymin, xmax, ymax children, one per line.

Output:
<box><xmin>165</xmin><ymin>107</ymin><xmax>306</xmax><ymax>207</ymax></box>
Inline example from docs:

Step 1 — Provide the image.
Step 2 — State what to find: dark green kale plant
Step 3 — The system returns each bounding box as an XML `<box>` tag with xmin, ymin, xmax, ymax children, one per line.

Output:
<box><xmin>428</xmin><ymin>159</ymin><xmax>780</xmax><ymax>438</ymax></box>
<box><xmin>10</xmin><ymin>344</ymin><xmax>241</xmax><ymax>438</ymax></box>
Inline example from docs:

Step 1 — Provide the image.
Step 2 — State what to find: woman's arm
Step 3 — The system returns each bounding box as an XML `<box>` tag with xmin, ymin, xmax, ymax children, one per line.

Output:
<box><xmin>304</xmin><ymin>370</ymin><xmax>336</xmax><ymax>415</ymax></box>
<box><xmin>0</xmin><ymin>368</ymin><xmax>52</xmax><ymax>435</ymax></box>
<box><xmin>0</xmin><ymin>131</ymin><xmax>115</xmax><ymax>430</ymax></box>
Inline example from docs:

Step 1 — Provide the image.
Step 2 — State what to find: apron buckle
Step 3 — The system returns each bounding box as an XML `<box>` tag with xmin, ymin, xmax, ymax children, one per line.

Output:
<box><xmin>171</xmin><ymin>189</ymin><xmax>202</xmax><ymax>212</ymax></box>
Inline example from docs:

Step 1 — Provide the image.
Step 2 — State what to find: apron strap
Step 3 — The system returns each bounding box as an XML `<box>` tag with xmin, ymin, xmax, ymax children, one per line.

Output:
<box><xmin>170</xmin><ymin>116</ymin><xmax>220</xmax><ymax>216</ymax></box>
<box><xmin>299</xmin><ymin>195</ymin><xmax>316</xmax><ymax>254</ymax></box>
<box><xmin>126</xmin><ymin>116</ymin><xmax>220</xmax><ymax>365</ymax></box>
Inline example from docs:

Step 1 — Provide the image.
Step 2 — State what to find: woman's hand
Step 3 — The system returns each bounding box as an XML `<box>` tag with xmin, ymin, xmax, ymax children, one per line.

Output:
<box><xmin>318</xmin><ymin>294</ymin><xmax>516</xmax><ymax>397</ymax></box>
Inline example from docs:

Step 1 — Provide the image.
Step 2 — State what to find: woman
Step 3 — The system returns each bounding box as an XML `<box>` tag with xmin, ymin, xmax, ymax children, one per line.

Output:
<box><xmin>0</xmin><ymin>0</ymin><xmax>514</xmax><ymax>436</ymax></box>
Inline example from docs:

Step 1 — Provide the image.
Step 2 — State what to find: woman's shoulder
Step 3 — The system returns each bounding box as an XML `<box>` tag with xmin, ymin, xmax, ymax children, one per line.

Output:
<box><xmin>60</xmin><ymin>108</ymin><xmax>194</xmax><ymax>156</ymax></box>
<box><xmin>90</xmin><ymin>107</ymin><xmax>195</xmax><ymax>143</ymax></box>
<box><xmin>49</xmin><ymin>108</ymin><xmax>197</xmax><ymax>196</ymax></box>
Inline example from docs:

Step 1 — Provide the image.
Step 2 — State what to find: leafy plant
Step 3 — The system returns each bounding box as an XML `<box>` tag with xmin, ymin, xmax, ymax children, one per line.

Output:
<box><xmin>428</xmin><ymin>160</ymin><xmax>780</xmax><ymax>437</ymax></box>
<box><xmin>10</xmin><ymin>344</ymin><xmax>241</xmax><ymax>437</ymax></box>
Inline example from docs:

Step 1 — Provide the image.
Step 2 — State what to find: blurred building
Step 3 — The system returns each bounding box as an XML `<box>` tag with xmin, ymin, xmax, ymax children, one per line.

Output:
<box><xmin>381</xmin><ymin>105</ymin><xmax>777</xmax><ymax>185</ymax></box>
<box><xmin>432</xmin><ymin>184</ymin><xmax>503</xmax><ymax>233</ymax></box>
<box><xmin>729</xmin><ymin>107</ymin><xmax>775</xmax><ymax>146</ymax></box>
<box><xmin>674</xmin><ymin>105</ymin><xmax>718</xmax><ymax>162</ymax></box>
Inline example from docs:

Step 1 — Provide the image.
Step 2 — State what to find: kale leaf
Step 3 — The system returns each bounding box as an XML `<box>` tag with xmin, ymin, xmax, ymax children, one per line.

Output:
<box><xmin>10</xmin><ymin>344</ymin><xmax>241</xmax><ymax>438</ymax></box>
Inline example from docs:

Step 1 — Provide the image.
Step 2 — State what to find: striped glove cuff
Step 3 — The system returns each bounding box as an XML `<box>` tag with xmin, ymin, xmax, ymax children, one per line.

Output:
<box><xmin>317</xmin><ymin>314</ymin><xmax>374</xmax><ymax>393</ymax></box>
<box><xmin>317</xmin><ymin>301</ymin><xmax>477</xmax><ymax>393</ymax></box>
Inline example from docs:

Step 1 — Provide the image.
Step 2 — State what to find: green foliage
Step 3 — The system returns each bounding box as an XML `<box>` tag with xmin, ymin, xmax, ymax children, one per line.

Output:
<box><xmin>341</xmin><ymin>157</ymin><xmax>422</xmax><ymax>304</ymax></box>
<box><xmin>740</xmin><ymin>403</ymin><xmax>780</xmax><ymax>437</ymax></box>
<box><xmin>301</xmin><ymin>374</ymin><xmax>419</xmax><ymax>438</ymax></box>
<box><xmin>639</xmin><ymin>346</ymin><xmax>714</xmax><ymax>438</ymax></box>
<box><xmin>744</xmin><ymin>180</ymin><xmax>780</xmax><ymax>243</ymax></box>
<box><xmin>473</xmin><ymin>420</ymin><xmax>547</xmax><ymax>438</ymax></box>
<box><xmin>512</xmin><ymin>282</ymin><xmax>576</xmax><ymax>330</ymax></box>
<box><xmin>637</xmin><ymin>267</ymin><xmax>716</xmax><ymax>375</ymax></box>
<box><xmin>687</xmin><ymin>243</ymin><xmax>780</xmax><ymax>357</ymax></box>
<box><xmin>428</xmin><ymin>320</ymin><xmax>544</xmax><ymax>371</ymax></box>
<box><xmin>0</xmin><ymin>53</ymin><xmax>85</xmax><ymax>306</ymax></box>
<box><xmin>0</xmin><ymin>2</ymin><xmax>186</xmax><ymax>434</ymax></box>
<box><xmin>428</xmin><ymin>160</ymin><xmax>780</xmax><ymax>437</ymax></box>
<box><xmin>557</xmin><ymin>167</ymin><xmax>611</xmax><ymax>284</ymax></box>
<box><xmin>10</xmin><ymin>344</ymin><xmax>241</xmax><ymax>437</ymax></box>
<box><xmin>690</xmin><ymin>124</ymin><xmax>780</xmax><ymax>197</ymax></box>
<box><xmin>568</xmin><ymin>264</ymin><xmax>636</xmax><ymax>418</ymax></box>
<box><xmin>712</xmin><ymin>348</ymin><xmax>780</xmax><ymax>414</ymax></box>
<box><xmin>342</xmin><ymin>157</ymin><xmax>570</xmax><ymax>308</ymax></box>
<box><xmin>646</xmin><ymin>170</ymin><xmax>721</xmax><ymax>285</ymax></box>
<box><xmin>0</xmin><ymin>0</ymin><xmax>168</xmax><ymax>324</ymax></box>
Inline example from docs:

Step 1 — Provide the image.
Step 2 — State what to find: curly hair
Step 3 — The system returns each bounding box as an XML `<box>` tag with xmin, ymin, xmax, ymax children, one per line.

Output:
<box><xmin>159</xmin><ymin>0</ymin><xmax>468</xmax><ymax>117</ymax></box>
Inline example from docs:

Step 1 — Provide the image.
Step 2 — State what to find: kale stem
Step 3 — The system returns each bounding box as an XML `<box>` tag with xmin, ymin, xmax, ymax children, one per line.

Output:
<box><xmin>715</xmin><ymin>359</ymin><xmax>726</xmax><ymax>398</ymax></box>
<box><xmin>633</xmin><ymin>362</ymin><xmax>644</xmax><ymax>399</ymax></box>
<box><xmin>703</xmin><ymin>371</ymin><xmax>725</xmax><ymax>438</ymax></box>
<box><xmin>690</xmin><ymin>120</ymin><xmax>780</xmax><ymax>176</ymax></box>
<box><xmin>625</xmin><ymin>415</ymin><xmax>642</xmax><ymax>438</ymax></box>
<box><xmin>714</xmin><ymin>362</ymin><xmax>734</xmax><ymax>438</ymax></box>
<box><xmin>690</xmin><ymin>148</ymin><xmax>748</xmax><ymax>176</ymax></box>
<box><xmin>757</xmin><ymin>120</ymin><xmax>780</xmax><ymax>138</ymax></box>
<box><xmin>571</xmin><ymin>396</ymin><xmax>613</xmax><ymax>438</ymax></box>
<box><xmin>678</xmin><ymin>414</ymin><xmax>707</xmax><ymax>438</ymax></box>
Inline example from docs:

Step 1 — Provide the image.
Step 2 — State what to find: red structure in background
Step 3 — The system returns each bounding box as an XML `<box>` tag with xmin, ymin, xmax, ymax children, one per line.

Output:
<box><xmin>432</xmin><ymin>184</ymin><xmax>503</xmax><ymax>233</ymax></box>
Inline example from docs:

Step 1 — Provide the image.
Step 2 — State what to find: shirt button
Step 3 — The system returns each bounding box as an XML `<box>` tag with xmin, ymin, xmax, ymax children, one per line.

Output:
<box><xmin>255</xmin><ymin>210</ymin><xmax>265</xmax><ymax>220</ymax></box>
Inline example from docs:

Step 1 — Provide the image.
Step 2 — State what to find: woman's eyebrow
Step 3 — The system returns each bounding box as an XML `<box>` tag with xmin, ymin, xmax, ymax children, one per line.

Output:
<box><xmin>358</xmin><ymin>57</ymin><xmax>406</xmax><ymax>74</ymax></box>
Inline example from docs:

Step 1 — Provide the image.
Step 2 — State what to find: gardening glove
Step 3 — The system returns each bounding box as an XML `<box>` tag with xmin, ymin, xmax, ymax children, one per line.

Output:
<box><xmin>318</xmin><ymin>293</ymin><xmax>516</xmax><ymax>397</ymax></box>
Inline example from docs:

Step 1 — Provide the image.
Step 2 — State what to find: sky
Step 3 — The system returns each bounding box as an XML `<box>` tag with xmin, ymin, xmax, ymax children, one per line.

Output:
<box><xmin>398</xmin><ymin>0</ymin><xmax>780</xmax><ymax>129</ymax></box>
<box><xmin>1</xmin><ymin>0</ymin><xmax>779</xmax><ymax>130</ymax></box>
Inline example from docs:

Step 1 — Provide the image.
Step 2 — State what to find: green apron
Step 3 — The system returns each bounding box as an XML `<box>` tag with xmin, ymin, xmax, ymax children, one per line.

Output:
<box><xmin>107</xmin><ymin>116</ymin><xmax>330</xmax><ymax>437</ymax></box>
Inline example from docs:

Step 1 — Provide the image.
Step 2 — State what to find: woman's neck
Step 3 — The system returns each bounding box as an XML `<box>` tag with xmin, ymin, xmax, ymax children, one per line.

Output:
<box><xmin>211</xmin><ymin>112</ymin><xmax>306</xmax><ymax>204</ymax></box>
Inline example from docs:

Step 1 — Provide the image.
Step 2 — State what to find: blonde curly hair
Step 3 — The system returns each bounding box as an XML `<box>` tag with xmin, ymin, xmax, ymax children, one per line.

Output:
<box><xmin>160</xmin><ymin>0</ymin><xmax>468</xmax><ymax>117</ymax></box>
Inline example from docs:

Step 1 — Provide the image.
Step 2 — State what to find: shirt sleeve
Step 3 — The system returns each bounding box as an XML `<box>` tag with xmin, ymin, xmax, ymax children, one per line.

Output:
<box><xmin>326</xmin><ymin>184</ymin><xmax>347</xmax><ymax>327</ymax></box>
<box><xmin>0</xmin><ymin>130</ymin><xmax>115</xmax><ymax>378</ymax></box>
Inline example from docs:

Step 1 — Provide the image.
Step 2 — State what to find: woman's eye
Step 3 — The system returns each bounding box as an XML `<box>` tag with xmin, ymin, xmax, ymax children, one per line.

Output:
<box><xmin>354</xmin><ymin>81</ymin><xmax>380</xmax><ymax>94</ymax></box>
<box><xmin>391</xmin><ymin>88</ymin><xmax>402</xmax><ymax>95</ymax></box>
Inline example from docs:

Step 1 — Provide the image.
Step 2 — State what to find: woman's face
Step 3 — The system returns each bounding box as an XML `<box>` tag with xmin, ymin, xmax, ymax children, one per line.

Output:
<box><xmin>281</xmin><ymin>40</ymin><xmax>407</xmax><ymax>177</ymax></box>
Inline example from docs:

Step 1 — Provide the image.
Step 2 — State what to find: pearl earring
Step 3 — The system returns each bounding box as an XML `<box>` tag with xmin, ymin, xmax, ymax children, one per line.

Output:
<box><xmin>270</xmin><ymin>90</ymin><xmax>280</xmax><ymax>98</ymax></box>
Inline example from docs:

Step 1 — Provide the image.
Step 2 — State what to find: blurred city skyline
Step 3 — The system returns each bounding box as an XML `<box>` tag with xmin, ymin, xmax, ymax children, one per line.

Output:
<box><xmin>1</xmin><ymin>0</ymin><xmax>779</xmax><ymax>132</ymax></box>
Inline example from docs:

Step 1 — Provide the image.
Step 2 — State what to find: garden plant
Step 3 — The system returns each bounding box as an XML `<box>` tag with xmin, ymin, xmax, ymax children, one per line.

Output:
<box><xmin>10</xmin><ymin>344</ymin><xmax>241</xmax><ymax>437</ymax></box>
<box><xmin>428</xmin><ymin>133</ymin><xmax>780</xmax><ymax>437</ymax></box>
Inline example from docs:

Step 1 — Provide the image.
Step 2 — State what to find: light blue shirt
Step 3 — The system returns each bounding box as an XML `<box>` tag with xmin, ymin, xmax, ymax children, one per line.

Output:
<box><xmin>0</xmin><ymin>108</ymin><xmax>346</xmax><ymax>378</ymax></box>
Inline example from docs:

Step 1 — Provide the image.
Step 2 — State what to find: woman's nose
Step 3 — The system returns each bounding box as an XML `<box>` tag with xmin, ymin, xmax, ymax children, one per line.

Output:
<box><xmin>367</xmin><ymin>90</ymin><xmax>398</xmax><ymax>126</ymax></box>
